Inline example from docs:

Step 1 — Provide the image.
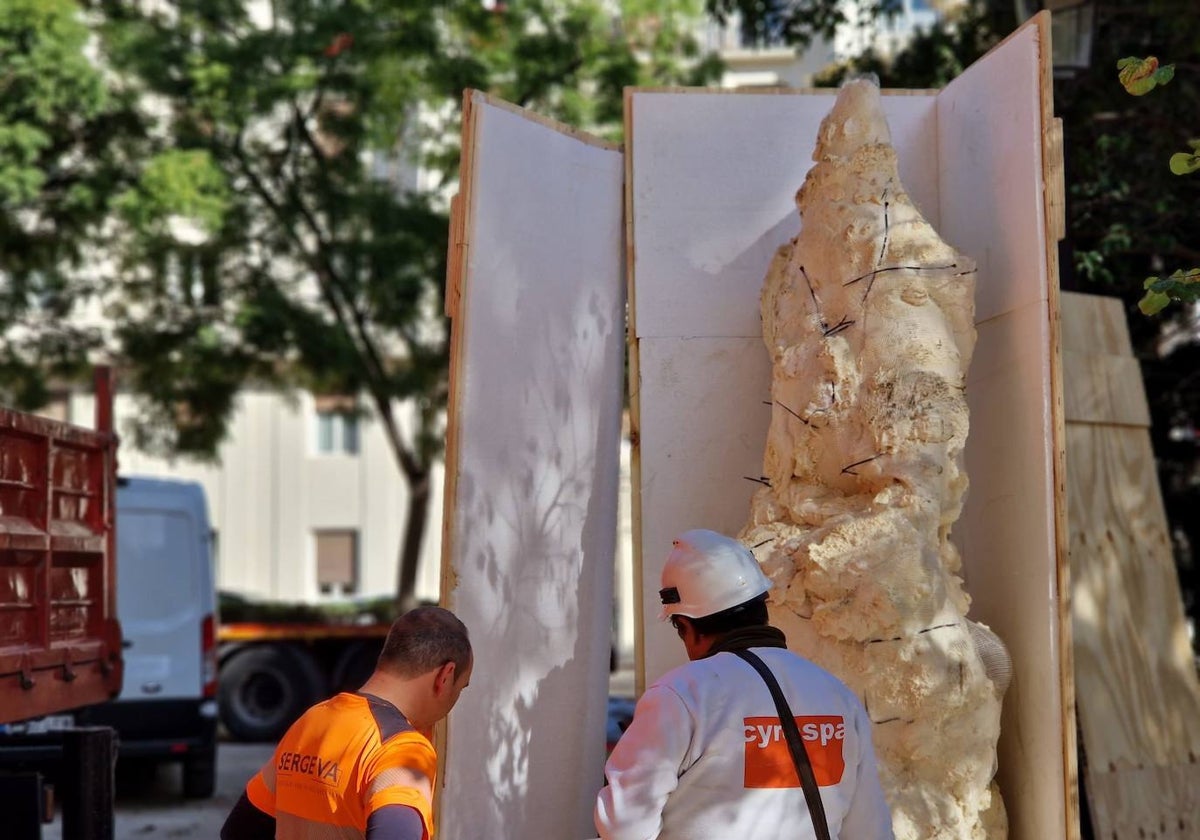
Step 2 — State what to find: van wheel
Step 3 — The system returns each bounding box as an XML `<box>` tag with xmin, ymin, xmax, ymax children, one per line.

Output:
<box><xmin>182</xmin><ymin>751</ymin><xmax>216</xmax><ymax>799</ymax></box>
<box><xmin>219</xmin><ymin>646</ymin><xmax>325</xmax><ymax>742</ymax></box>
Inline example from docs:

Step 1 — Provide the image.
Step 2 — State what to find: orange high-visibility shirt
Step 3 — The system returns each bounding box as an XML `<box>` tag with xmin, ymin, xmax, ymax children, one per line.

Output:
<box><xmin>246</xmin><ymin>692</ymin><xmax>437</xmax><ymax>839</ymax></box>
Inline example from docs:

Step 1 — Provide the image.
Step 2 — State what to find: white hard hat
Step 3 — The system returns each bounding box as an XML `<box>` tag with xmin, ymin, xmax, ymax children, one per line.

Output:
<box><xmin>659</xmin><ymin>529</ymin><xmax>772</xmax><ymax>620</ymax></box>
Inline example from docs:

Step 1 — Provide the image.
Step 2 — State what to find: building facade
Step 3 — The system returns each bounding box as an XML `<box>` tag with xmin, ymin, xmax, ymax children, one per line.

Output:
<box><xmin>64</xmin><ymin>389</ymin><xmax>445</xmax><ymax>606</ymax></box>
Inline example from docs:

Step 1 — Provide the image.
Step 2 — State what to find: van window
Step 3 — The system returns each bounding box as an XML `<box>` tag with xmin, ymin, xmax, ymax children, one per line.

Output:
<box><xmin>117</xmin><ymin>509</ymin><xmax>199</xmax><ymax>620</ymax></box>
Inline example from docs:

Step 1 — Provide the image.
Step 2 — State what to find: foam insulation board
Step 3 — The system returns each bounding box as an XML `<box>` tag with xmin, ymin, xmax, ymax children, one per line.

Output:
<box><xmin>627</xmin><ymin>16</ymin><xmax>1070</xmax><ymax>840</ymax></box>
<box><xmin>439</xmin><ymin>91</ymin><xmax>625</xmax><ymax>840</ymax></box>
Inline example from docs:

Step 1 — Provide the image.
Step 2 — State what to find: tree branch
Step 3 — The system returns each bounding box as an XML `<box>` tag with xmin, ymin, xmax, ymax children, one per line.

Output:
<box><xmin>227</xmin><ymin>130</ymin><xmax>425</xmax><ymax>483</ymax></box>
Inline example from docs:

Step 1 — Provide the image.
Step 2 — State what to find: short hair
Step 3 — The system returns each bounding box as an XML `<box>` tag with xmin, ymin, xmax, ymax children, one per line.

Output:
<box><xmin>671</xmin><ymin>593</ymin><xmax>768</xmax><ymax>637</ymax></box>
<box><xmin>378</xmin><ymin>606</ymin><xmax>472</xmax><ymax>679</ymax></box>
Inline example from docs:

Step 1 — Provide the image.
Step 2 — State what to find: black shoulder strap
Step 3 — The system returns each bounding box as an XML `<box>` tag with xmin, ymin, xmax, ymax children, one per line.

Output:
<box><xmin>732</xmin><ymin>649</ymin><xmax>832</xmax><ymax>840</ymax></box>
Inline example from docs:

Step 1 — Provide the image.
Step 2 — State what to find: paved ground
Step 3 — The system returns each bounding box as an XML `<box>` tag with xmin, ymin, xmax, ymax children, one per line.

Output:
<box><xmin>41</xmin><ymin>742</ymin><xmax>273</xmax><ymax>839</ymax></box>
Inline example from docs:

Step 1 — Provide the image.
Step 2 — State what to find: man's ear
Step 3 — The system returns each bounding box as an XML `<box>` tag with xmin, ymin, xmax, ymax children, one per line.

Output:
<box><xmin>433</xmin><ymin>661</ymin><xmax>456</xmax><ymax>694</ymax></box>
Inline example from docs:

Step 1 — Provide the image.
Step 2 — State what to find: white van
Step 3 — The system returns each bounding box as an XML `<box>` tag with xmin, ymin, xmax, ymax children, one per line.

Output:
<box><xmin>75</xmin><ymin>476</ymin><xmax>219</xmax><ymax>798</ymax></box>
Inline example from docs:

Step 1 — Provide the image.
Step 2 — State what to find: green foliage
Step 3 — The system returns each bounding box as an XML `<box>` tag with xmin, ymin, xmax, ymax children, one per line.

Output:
<box><xmin>0</xmin><ymin>0</ymin><xmax>107</xmax><ymax>205</ymax></box>
<box><xmin>1117</xmin><ymin>56</ymin><xmax>1174</xmax><ymax>96</ymax></box>
<box><xmin>706</xmin><ymin>0</ymin><xmax>902</xmax><ymax>50</ymax></box>
<box><xmin>81</xmin><ymin>0</ymin><xmax>723</xmax><ymax>603</ymax></box>
<box><xmin>1052</xmin><ymin>6</ymin><xmax>1199</xmax><ymax>308</ymax></box>
<box><xmin>218</xmin><ymin>590</ymin><xmax>399</xmax><ymax>625</ymax></box>
<box><xmin>1168</xmin><ymin>141</ymin><xmax>1200</xmax><ymax>175</ymax></box>
<box><xmin>1112</xmin><ymin>56</ymin><xmax>1199</xmax><ymax>317</ymax></box>
<box><xmin>0</xmin><ymin>0</ymin><xmax>140</xmax><ymax>409</ymax></box>
<box><xmin>90</xmin><ymin>0</ymin><xmax>722</xmax><ymax>464</ymax></box>
<box><xmin>1140</xmin><ymin>269</ymin><xmax>1200</xmax><ymax>315</ymax></box>
<box><xmin>116</xmin><ymin>150</ymin><xmax>231</xmax><ymax>239</ymax></box>
<box><xmin>813</xmin><ymin>0</ymin><xmax>1015</xmax><ymax>89</ymax></box>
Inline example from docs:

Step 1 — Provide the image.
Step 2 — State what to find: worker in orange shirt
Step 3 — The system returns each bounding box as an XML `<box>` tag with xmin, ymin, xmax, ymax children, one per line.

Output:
<box><xmin>221</xmin><ymin>606</ymin><xmax>472</xmax><ymax>840</ymax></box>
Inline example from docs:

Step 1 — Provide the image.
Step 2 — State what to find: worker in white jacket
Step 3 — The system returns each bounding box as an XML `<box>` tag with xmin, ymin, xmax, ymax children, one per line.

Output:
<box><xmin>596</xmin><ymin>529</ymin><xmax>894</xmax><ymax>840</ymax></box>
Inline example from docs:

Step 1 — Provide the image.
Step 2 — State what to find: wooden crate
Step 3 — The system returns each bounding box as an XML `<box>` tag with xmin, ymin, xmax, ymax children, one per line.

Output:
<box><xmin>441</xmin><ymin>13</ymin><xmax>1074</xmax><ymax>840</ymax></box>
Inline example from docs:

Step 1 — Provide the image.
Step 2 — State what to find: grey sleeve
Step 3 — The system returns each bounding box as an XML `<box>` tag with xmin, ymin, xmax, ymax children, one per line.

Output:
<box><xmin>220</xmin><ymin>792</ymin><xmax>276</xmax><ymax>839</ymax></box>
<box><xmin>367</xmin><ymin>803</ymin><xmax>426</xmax><ymax>839</ymax></box>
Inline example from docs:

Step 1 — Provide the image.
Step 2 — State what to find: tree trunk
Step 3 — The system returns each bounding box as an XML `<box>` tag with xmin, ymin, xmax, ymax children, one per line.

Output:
<box><xmin>366</xmin><ymin>391</ymin><xmax>434</xmax><ymax>614</ymax></box>
<box><xmin>395</xmin><ymin>467</ymin><xmax>431</xmax><ymax>614</ymax></box>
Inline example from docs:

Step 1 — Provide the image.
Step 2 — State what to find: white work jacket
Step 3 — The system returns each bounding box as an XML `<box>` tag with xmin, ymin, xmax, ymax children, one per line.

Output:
<box><xmin>596</xmin><ymin>647</ymin><xmax>894</xmax><ymax>840</ymax></box>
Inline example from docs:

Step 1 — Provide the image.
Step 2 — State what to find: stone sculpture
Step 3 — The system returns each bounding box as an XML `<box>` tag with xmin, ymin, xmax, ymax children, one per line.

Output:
<box><xmin>740</xmin><ymin>78</ymin><xmax>1012</xmax><ymax>839</ymax></box>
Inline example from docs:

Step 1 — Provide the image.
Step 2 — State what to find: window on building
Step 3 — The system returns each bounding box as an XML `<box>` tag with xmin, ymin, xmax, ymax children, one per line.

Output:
<box><xmin>315</xmin><ymin>529</ymin><xmax>358</xmax><ymax>596</ymax></box>
<box><xmin>738</xmin><ymin>0</ymin><xmax>788</xmax><ymax>48</ymax></box>
<box><xmin>313</xmin><ymin>394</ymin><xmax>360</xmax><ymax>455</ymax></box>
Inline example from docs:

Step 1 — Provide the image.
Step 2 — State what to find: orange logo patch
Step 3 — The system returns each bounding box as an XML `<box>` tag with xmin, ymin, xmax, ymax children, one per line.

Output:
<box><xmin>743</xmin><ymin>716</ymin><xmax>845</xmax><ymax>788</ymax></box>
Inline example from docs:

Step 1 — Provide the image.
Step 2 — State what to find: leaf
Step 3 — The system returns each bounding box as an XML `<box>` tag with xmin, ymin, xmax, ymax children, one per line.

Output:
<box><xmin>1139</xmin><ymin>269</ymin><xmax>1200</xmax><ymax>314</ymax></box>
<box><xmin>1118</xmin><ymin>56</ymin><xmax>1173</xmax><ymax>95</ymax></box>
<box><xmin>1139</xmin><ymin>290</ymin><xmax>1171</xmax><ymax>315</ymax></box>
<box><xmin>1170</xmin><ymin>152</ymin><xmax>1200</xmax><ymax>175</ymax></box>
<box><xmin>1118</xmin><ymin>55</ymin><xmax>1157</xmax><ymax>93</ymax></box>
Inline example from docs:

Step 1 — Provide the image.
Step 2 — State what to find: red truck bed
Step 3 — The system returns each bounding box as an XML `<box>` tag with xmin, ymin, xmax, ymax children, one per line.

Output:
<box><xmin>0</xmin><ymin>369</ymin><xmax>123</xmax><ymax>724</ymax></box>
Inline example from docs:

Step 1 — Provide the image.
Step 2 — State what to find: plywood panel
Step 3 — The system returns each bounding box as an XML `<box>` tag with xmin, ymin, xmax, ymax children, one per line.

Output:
<box><xmin>1062</xmin><ymin>292</ymin><xmax>1200</xmax><ymax>840</ymax></box>
<box><xmin>1068</xmin><ymin>425</ymin><xmax>1200</xmax><ymax>765</ymax></box>
<box><xmin>1060</xmin><ymin>289</ymin><xmax>1135</xmax><ymax>355</ymax></box>
<box><xmin>439</xmin><ymin>92</ymin><xmax>625</xmax><ymax>840</ymax></box>
<box><xmin>628</xmin><ymin>89</ymin><xmax>939</xmax><ymax>340</ymax></box>
<box><xmin>1085</xmin><ymin>765</ymin><xmax>1200</xmax><ymax>840</ymax></box>
<box><xmin>1061</xmin><ymin>350</ymin><xmax>1151</xmax><ymax>427</ymax></box>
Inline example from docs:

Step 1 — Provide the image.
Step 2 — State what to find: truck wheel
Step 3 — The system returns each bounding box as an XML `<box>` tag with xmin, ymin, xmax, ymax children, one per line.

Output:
<box><xmin>332</xmin><ymin>640</ymin><xmax>384</xmax><ymax>693</ymax></box>
<box><xmin>219</xmin><ymin>646</ymin><xmax>325</xmax><ymax>742</ymax></box>
<box><xmin>182</xmin><ymin>751</ymin><xmax>216</xmax><ymax>799</ymax></box>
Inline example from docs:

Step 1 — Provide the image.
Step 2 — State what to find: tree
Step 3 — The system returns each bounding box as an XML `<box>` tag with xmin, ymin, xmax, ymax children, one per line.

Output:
<box><xmin>0</xmin><ymin>0</ymin><xmax>140</xmax><ymax>408</ymax></box>
<box><xmin>812</xmin><ymin>0</ymin><xmax>1013</xmax><ymax>87</ymax></box>
<box><xmin>88</xmin><ymin>0</ymin><xmax>724</xmax><ymax>609</ymax></box>
<box><xmin>705</xmin><ymin>0</ymin><xmax>906</xmax><ymax>50</ymax></box>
